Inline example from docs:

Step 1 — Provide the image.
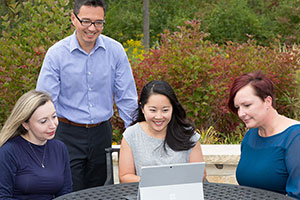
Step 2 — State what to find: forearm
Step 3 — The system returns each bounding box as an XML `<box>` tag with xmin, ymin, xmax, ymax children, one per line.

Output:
<box><xmin>119</xmin><ymin>174</ymin><xmax>140</xmax><ymax>183</ymax></box>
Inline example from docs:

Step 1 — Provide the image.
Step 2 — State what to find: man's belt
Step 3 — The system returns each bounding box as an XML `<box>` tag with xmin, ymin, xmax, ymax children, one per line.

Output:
<box><xmin>58</xmin><ymin>117</ymin><xmax>103</xmax><ymax>128</ymax></box>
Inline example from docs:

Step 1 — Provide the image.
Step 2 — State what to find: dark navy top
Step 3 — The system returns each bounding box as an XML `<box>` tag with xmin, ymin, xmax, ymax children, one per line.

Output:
<box><xmin>0</xmin><ymin>136</ymin><xmax>72</xmax><ymax>199</ymax></box>
<box><xmin>236</xmin><ymin>124</ymin><xmax>300</xmax><ymax>199</ymax></box>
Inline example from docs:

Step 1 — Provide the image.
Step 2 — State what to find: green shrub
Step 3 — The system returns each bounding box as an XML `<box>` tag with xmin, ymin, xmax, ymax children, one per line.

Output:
<box><xmin>1</xmin><ymin>1</ymin><xmax>300</xmax><ymax>144</ymax></box>
<box><xmin>103</xmin><ymin>0</ymin><xmax>212</xmax><ymax>45</ymax></box>
<box><xmin>197</xmin><ymin>126</ymin><xmax>222</xmax><ymax>144</ymax></box>
<box><xmin>0</xmin><ymin>0</ymin><xmax>73</xmax><ymax>128</ymax></box>
<box><xmin>123</xmin><ymin>37</ymin><xmax>145</xmax><ymax>64</ymax></box>
<box><xmin>272</xmin><ymin>0</ymin><xmax>300</xmax><ymax>44</ymax></box>
<box><xmin>201</xmin><ymin>0</ymin><xmax>300</xmax><ymax>46</ymax></box>
<box><xmin>3</xmin><ymin>0</ymin><xmax>300</xmax><ymax>47</ymax></box>
<box><xmin>202</xmin><ymin>0</ymin><xmax>275</xmax><ymax>45</ymax></box>
<box><xmin>104</xmin><ymin>0</ymin><xmax>143</xmax><ymax>44</ymax></box>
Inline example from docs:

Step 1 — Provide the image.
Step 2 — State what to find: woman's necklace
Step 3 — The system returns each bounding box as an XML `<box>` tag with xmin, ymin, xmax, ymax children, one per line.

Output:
<box><xmin>27</xmin><ymin>142</ymin><xmax>47</xmax><ymax>168</ymax></box>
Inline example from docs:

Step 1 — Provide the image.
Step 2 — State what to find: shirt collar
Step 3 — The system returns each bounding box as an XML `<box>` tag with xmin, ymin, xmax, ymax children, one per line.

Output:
<box><xmin>69</xmin><ymin>31</ymin><xmax>106</xmax><ymax>53</ymax></box>
<box><xmin>94</xmin><ymin>35</ymin><xmax>106</xmax><ymax>51</ymax></box>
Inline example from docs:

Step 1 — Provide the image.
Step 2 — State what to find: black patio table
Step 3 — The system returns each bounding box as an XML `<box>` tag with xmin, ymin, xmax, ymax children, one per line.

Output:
<box><xmin>54</xmin><ymin>182</ymin><xmax>296</xmax><ymax>200</ymax></box>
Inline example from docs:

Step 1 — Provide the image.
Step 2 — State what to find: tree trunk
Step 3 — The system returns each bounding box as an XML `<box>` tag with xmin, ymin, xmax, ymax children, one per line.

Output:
<box><xmin>143</xmin><ymin>0</ymin><xmax>149</xmax><ymax>50</ymax></box>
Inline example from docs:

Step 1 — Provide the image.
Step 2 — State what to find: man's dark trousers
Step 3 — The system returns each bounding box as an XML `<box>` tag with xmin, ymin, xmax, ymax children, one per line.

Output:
<box><xmin>55</xmin><ymin>120</ymin><xmax>112</xmax><ymax>191</ymax></box>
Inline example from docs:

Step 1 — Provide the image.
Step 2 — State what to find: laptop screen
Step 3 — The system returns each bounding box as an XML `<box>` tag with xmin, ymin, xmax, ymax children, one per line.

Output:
<box><xmin>138</xmin><ymin>162</ymin><xmax>205</xmax><ymax>200</ymax></box>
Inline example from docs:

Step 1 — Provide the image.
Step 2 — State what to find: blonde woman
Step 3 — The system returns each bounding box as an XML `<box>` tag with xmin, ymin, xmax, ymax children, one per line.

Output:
<box><xmin>0</xmin><ymin>90</ymin><xmax>72</xmax><ymax>199</ymax></box>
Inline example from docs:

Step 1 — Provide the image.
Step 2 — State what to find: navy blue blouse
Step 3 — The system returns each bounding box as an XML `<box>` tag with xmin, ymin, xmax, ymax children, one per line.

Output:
<box><xmin>236</xmin><ymin>124</ymin><xmax>300</xmax><ymax>199</ymax></box>
<box><xmin>0</xmin><ymin>136</ymin><xmax>72</xmax><ymax>199</ymax></box>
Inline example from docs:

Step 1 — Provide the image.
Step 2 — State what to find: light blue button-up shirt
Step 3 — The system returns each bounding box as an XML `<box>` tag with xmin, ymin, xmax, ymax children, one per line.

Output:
<box><xmin>36</xmin><ymin>31</ymin><xmax>138</xmax><ymax>127</ymax></box>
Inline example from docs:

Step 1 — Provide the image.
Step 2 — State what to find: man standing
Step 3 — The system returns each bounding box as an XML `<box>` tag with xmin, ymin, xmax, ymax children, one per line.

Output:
<box><xmin>36</xmin><ymin>0</ymin><xmax>138</xmax><ymax>191</ymax></box>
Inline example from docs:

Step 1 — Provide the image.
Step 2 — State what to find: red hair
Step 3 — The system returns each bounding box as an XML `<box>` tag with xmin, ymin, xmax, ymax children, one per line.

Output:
<box><xmin>228</xmin><ymin>71</ymin><xmax>275</xmax><ymax>114</ymax></box>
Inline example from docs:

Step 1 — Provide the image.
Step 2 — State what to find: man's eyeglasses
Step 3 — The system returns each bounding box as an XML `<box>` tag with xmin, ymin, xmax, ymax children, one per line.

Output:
<box><xmin>74</xmin><ymin>13</ymin><xmax>105</xmax><ymax>28</ymax></box>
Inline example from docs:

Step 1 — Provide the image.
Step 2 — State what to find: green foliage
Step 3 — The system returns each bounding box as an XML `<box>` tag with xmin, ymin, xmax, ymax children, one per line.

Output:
<box><xmin>201</xmin><ymin>0</ymin><xmax>300</xmax><ymax>46</ymax></box>
<box><xmin>198</xmin><ymin>125</ymin><xmax>246</xmax><ymax>144</ymax></box>
<box><xmin>0</xmin><ymin>0</ymin><xmax>73</xmax><ymax>128</ymax></box>
<box><xmin>103</xmin><ymin>0</ymin><xmax>143</xmax><ymax>43</ymax></box>
<box><xmin>110</xmin><ymin>105</ymin><xmax>125</xmax><ymax>144</ymax></box>
<box><xmin>130</xmin><ymin>20</ymin><xmax>300</xmax><ymax>141</ymax></box>
<box><xmin>202</xmin><ymin>0</ymin><xmax>275</xmax><ymax>45</ymax></box>
<box><xmin>272</xmin><ymin>0</ymin><xmax>300</xmax><ymax>44</ymax></box>
<box><xmin>2</xmin><ymin>0</ymin><xmax>300</xmax><ymax>47</ymax></box>
<box><xmin>198</xmin><ymin>126</ymin><xmax>220</xmax><ymax>144</ymax></box>
<box><xmin>123</xmin><ymin>37</ymin><xmax>145</xmax><ymax>64</ymax></box>
<box><xmin>218</xmin><ymin>123</ymin><xmax>246</xmax><ymax>144</ymax></box>
<box><xmin>1</xmin><ymin>0</ymin><xmax>300</xmax><ymax>144</ymax></box>
<box><xmin>103</xmin><ymin>0</ymin><xmax>209</xmax><ymax>45</ymax></box>
<box><xmin>104</xmin><ymin>0</ymin><xmax>300</xmax><ymax>46</ymax></box>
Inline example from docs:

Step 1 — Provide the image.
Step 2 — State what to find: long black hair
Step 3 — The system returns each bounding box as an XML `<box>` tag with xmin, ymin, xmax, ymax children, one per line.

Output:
<box><xmin>131</xmin><ymin>80</ymin><xmax>196</xmax><ymax>151</ymax></box>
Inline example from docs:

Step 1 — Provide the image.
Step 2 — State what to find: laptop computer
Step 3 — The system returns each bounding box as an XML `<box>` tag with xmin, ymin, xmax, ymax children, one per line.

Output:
<box><xmin>138</xmin><ymin>162</ymin><xmax>205</xmax><ymax>200</ymax></box>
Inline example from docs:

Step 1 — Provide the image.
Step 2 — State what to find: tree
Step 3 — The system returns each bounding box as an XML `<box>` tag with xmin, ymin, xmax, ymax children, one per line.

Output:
<box><xmin>143</xmin><ymin>0</ymin><xmax>149</xmax><ymax>50</ymax></box>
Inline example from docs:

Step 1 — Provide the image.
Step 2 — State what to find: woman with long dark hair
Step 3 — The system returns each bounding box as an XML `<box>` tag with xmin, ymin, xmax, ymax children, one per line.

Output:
<box><xmin>119</xmin><ymin>80</ymin><xmax>206</xmax><ymax>183</ymax></box>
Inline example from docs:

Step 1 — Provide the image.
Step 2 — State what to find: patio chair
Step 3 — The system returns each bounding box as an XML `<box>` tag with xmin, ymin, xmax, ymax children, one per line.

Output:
<box><xmin>104</xmin><ymin>147</ymin><xmax>120</xmax><ymax>185</ymax></box>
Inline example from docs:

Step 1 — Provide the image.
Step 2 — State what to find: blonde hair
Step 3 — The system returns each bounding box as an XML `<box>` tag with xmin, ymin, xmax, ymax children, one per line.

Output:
<box><xmin>0</xmin><ymin>90</ymin><xmax>52</xmax><ymax>147</ymax></box>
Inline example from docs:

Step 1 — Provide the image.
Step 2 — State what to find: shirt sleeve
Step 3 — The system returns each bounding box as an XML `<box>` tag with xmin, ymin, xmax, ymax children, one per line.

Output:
<box><xmin>36</xmin><ymin>49</ymin><xmax>60</xmax><ymax>105</ymax></box>
<box><xmin>0</xmin><ymin>146</ymin><xmax>18</xmax><ymax>200</ymax></box>
<box><xmin>113</xmin><ymin>47</ymin><xmax>138</xmax><ymax>128</ymax></box>
<box><xmin>285</xmin><ymin>134</ymin><xmax>300</xmax><ymax>199</ymax></box>
<box><xmin>55</xmin><ymin>144</ymin><xmax>72</xmax><ymax>197</ymax></box>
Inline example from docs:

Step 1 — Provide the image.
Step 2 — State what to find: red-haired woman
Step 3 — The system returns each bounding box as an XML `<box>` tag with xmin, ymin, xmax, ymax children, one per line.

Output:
<box><xmin>228</xmin><ymin>71</ymin><xmax>300</xmax><ymax>199</ymax></box>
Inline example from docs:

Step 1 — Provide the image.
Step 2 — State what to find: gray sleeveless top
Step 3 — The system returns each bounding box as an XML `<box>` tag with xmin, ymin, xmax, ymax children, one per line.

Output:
<box><xmin>123</xmin><ymin>123</ymin><xmax>200</xmax><ymax>176</ymax></box>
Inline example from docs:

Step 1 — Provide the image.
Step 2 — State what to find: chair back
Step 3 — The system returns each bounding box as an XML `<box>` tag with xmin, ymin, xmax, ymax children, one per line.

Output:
<box><xmin>104</xmin><ymin>147</ymin><xmax>120</xmax><ymax>185</ymax></box>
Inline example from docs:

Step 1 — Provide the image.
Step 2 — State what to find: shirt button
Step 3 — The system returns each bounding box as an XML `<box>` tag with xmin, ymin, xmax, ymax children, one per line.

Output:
<box><xmin>91</xmin><ymin>120</ymin><xmax>94</xmax><ymax>123</ymax></box>
<box><xmin>88</xmin><ymin>72</ymin><xmax>91</xmax><ymax>75</ymax></box>
<box><xmin>90</xmin><ymin>104</ymin><xmax>93</xmax><ymax>107</ymax></box>
<box><xmin>89</xmin><ymin>88</ymin><xmax>92</xmax><ymax>91</ymax></box>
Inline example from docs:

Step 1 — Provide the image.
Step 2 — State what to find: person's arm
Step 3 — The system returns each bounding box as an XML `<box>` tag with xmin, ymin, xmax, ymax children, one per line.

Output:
<box><xmin>285</xmin><ymin>134</ymin><xmax>300</xmax><ymax>199</ymax></box>
<box><xmin>55</xmin><ymin>144</ymin><xmax>72</xmax><ymax>197</ymax></box>
<box><xmin>119</xmin><ymin>137</ymin><xmax>140</xmax><ymax>183</ymax></box>
<box><xmin>189</xmin><ymin>141</ymin><xmax>207</xmax><ymax>182</ymax></box>
<box><xmin>113</xmin><ymin>47</ymin><xmax>138</xmax><ymax>128</ymax></box>
<box><xmin>36</xmin><ymin>50</ymin><xmax>60</xmax><ymax>104</ymax></box>
<box><xmin>0</xmin><ymin>147</ymin><xmax>18</xmax><ymax>200</ymax></box>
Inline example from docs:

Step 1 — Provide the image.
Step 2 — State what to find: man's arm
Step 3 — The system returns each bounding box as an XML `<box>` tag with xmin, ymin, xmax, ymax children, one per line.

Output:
<box><xmin>113</xmin><ymin>47</ymin><xmax>138</xmax><ymax>127</ymax></box>
<box><xmin>36</xmin><ymin>51</ymin><xmax>61</xmax><ymax>105</ymax></box>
